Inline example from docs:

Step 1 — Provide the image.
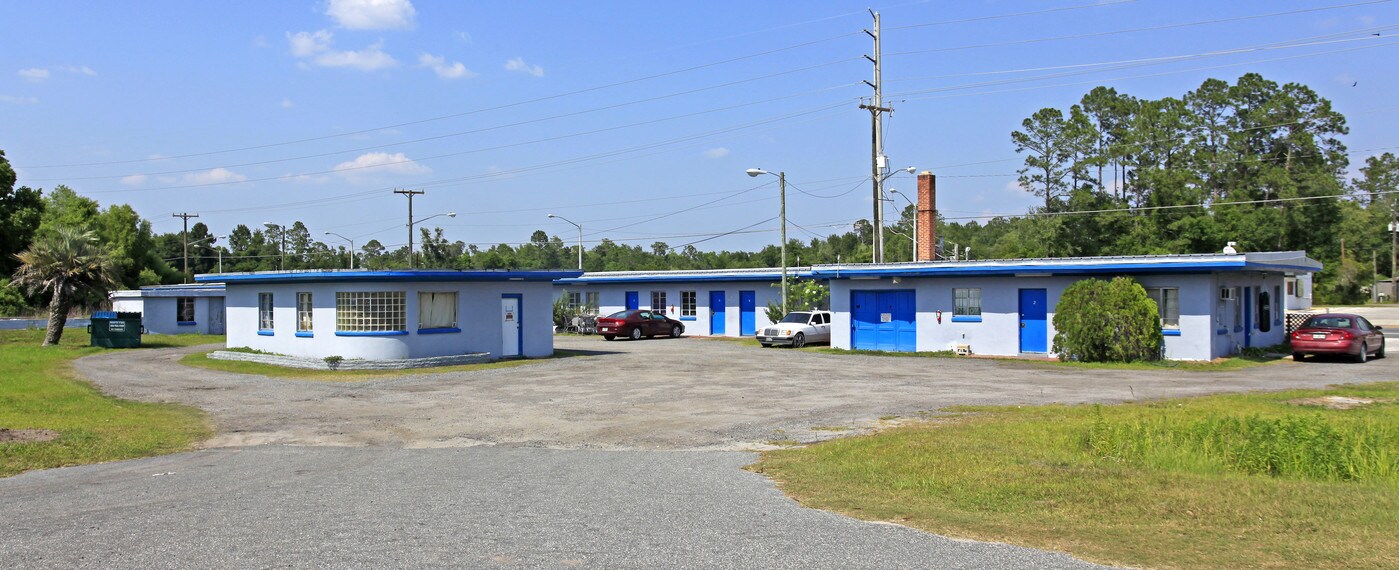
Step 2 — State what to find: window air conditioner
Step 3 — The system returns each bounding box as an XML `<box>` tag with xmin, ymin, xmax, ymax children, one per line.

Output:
<box><xmin>1219</xmin><ymin>288</ymin><xmax>1236</xmax><ymax>301</ymax></box>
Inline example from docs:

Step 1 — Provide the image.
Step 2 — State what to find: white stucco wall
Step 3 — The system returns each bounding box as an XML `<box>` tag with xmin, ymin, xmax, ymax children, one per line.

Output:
<box><xmin>110</xmin><ymin>289</ymin><xmax>222</xmax><ymax>335</ymax></box>
<box><xmin>829</xmin><ymin>272</ymin><xmax>1286</xmax><ymax>361</ymax></box>
<box><xmin>226</xmin><ymin>280</ymin><xmax>555</xmax><ymax>360</ymax></box>
<box><xmin>1285</xmin><ymin>273</ymin><xmax>1313</xmax><ymax>310</ymax></box>
<box><xmin>553</xmin><ymin>281</ymin><xmax>783</xmax><ymax>336</ymax></box>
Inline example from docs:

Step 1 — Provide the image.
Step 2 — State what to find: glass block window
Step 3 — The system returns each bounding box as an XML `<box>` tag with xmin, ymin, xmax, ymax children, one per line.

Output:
<box><xmin>418</xmin><ymin>292</ymin><xmax>458</xmax><ymax>329</ymax></box>
<box><xmin>258</xmin><ymin>293</ymin><xmax>274</xmax><ymax>331</ymax></box>
<box><xmin>177</xmin><ymin>297</ymin><xmax>195</xmax><ymax>322</ymax></box>
<box><xmin>336</xmin><ymin>291</ymin><xmax>406</xmax><ymax>332</ymax></box>
<box><xmin>651</xmin><ymin>291</ymin><xmax>667</xmax><ymax>314</ymax></box>
<box><xmin>297</xmin><ymin>292</ymin><xmax>313</xmax><ymax>332</ymax></box>
<box><xmin>681</xmin><ymin>291</ymin><xmax>697</xmax><ymax>317</ymax></box>
<box><xmin>953</xmin><ymin>288</ymin><xmax>981</xmax><ymax>317</ymax></box>
<box><xmin>1145</xmin><ymin>287</ymin><xmax>1180</xmax><ymax>329</ymax></box>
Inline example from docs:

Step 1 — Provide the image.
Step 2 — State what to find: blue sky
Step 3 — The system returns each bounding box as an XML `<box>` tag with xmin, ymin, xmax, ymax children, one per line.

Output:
<box><xmin>2</xmin><ymin>0</ymin><xmax>1396</xmax><ymax>254</ymax></box>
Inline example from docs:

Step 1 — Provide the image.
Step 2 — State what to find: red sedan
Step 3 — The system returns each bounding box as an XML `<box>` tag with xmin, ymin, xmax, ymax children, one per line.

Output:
<box><xmin>596</xmin><ymin>310</ymin><xmax>684</xmax><ymax>341</ymax></box>
<box><xmin>1290</xmin><ymin>313</ymin><xmax>1385</xmax><ymax>363</ymax></box>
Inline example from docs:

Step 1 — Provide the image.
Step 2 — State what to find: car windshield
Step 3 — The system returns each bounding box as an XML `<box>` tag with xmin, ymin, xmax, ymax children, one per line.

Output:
<box><xmin>606</xmin><ymin>310</ymin><xmax>638</xmax><ymax>319</ymax></box>
<box><xmin>1303</xmin><ymin>316</ymin><xmax>1353</xmax><ymax>329</ymax></box>
<box><xmin>779</xmin><ymin>312</ymin><xmax>811</xmax><ymax>324</ymax></box>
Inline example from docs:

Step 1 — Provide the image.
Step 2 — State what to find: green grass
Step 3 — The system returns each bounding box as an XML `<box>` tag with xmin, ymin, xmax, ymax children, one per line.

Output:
<box><xmin>0</xmin><ymin>329</ymin><xmax>219</xmax><ymax>478</ymax></box>
<box><xmin>755</xmin><ymin>382</ymin><xmax>1399</xmax><ymax>569</ymax></box>
<box><xmin>179</xmin><ymin>348</ymin><xmax>591</xmax><ymax>380</ymax></box>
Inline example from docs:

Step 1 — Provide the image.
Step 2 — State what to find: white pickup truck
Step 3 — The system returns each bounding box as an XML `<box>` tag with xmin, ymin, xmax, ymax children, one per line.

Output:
<box><xmin>757</xmin><ymin>310</ymin><xmax>833</xmax><ymax>348</ymax></box>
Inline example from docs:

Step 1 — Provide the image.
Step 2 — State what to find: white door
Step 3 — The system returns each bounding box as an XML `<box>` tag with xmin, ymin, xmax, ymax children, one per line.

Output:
<box><xmin>209</xmin><ymin>298</ymin><xmax>225</xmax><ymax>335</ymax></box>
<box><xmin>501</xmin><ymin>297</ymin><xmax>520</xmax><ymax>357</ymax></box>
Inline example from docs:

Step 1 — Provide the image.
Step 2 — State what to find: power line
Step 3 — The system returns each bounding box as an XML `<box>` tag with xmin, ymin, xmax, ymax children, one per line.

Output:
<box><xmin>886</xmin><ymin>0</ymin><xmax>1137</xmax><ymax>31</ymax></box>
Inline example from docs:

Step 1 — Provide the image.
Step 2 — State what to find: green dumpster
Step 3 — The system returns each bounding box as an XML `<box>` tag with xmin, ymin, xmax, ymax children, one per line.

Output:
<box><xmin>89</xmin><ymin>311</ymin><xmax>143</xmax><ymax>348</ymax></box>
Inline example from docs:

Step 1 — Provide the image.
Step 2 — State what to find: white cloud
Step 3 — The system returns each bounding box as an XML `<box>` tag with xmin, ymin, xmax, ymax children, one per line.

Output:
<box><xmin>280</xmin><ymin>98</ymin><xmax>294</xmax><ymax>109</ymax></box>
<box><xmin>456</xmin><ymin>31</ymin><xmax>472</xmax><ymax>43</ymax></box>
<box><xmin>418</xmin><ymin>53</ymin><xmax>474</xmax><ymax>79</ymax></box>
<box><xmin>333</xmin><ymin>152</ymin><xmax>430</xmax><ymax>179</ymax></box>
<box><xmin>326</xmin><ymin>0</ymin><xmax>416</xmax><ymax>30</ymax></box>
<box><xmin>703</xmin><ymin>147</ymin><xmax>730</xmax><ymax>159</ymax></box>
<box><xmin>287</xmin><ymin>30</ymin><xmax>398</xmax><ymax>71</ymax></box>
<box><xmin>57</xmin><ymin>65</ymin><xmax>96</xmax><ymax>76</ymax></box>
<box><xmin>18</xmin><ymin>68</ymin><xmax>49</xmax><ymax>82</ymax></box>
<box><xmin>504</xmin><ymin>57</ymin><xmax>543</xmax><ymax>77</ymax></box>
<box><xmin>184</xmin><ymin>168</ymin><xmax>247</xmax><ymax>185</ymax></box>
<box><xmin>0</xmin><ymin>94</ymin><xmax>38</xmax><ymax>104</ymax></box>
<box><xmin>120</xmin><ymin>174</ymin><xmax>147</xmax><ymax>186</ymax></box>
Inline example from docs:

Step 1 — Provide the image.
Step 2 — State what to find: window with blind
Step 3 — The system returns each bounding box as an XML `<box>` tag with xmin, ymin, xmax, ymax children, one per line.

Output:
<box><xmin>258</xmin><ymin>293</ymin><xmax>274</xmax><ymax>331</ymax></box>
<box><xmin>296</xmin><ymin>292</ymin><xmax>313</xmax><ymax>332</ymax></box>
<box><xmin>1145</xmin><ymin>287</ymin><xmax>1180</xmax><ymax>329</ymax></box>
<box><xmin>418</xmin><ymin>292</ymin><xmax>458</xmax><ymax>330</ymax></box>
<box><xmin>336</xmin><ymin>291</ymin><xmax>406</xmax><ymax>332</ymax></box>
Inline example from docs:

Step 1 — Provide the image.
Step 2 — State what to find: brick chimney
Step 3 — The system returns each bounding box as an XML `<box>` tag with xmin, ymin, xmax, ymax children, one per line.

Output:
<box><xmin>916</xmin><ymin>171</ymin><xmax>936</xmax><ymax>262</ymax></box>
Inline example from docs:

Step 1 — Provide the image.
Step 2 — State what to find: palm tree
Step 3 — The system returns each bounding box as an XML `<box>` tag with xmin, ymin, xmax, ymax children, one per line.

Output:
<box><xmin>12</xmin><ymin>228</ymin><xmax>119</xmax><ymax>346</ymax></box>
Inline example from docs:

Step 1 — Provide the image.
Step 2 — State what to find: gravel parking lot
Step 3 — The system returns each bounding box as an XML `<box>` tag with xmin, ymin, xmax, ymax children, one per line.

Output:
<box><xmin>75</xmin><ymin>334</ymin><xmax>1399</xmax><ymax>451</ymax></box>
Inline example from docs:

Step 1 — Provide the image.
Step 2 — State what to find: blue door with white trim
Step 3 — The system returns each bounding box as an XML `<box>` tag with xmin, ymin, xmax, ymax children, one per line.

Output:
<box><xmin>851</xmin><ymin>290</ymin><xmax>916</xmax><ymax>352</ymax></box>
<box><xmin>1018</xmin><ymin>288</ymin><xmax>1048</xmax><ymax>353</ymax></box>
<box><xmin>709</xmin><ymin>291</ymin><xmax>726</xmax><ymax>335</ymax></box>
<box><xmin>739</xmin><ymin>291</ymin><xmax>756</xmax><ymax>335</ymax></box>
<box><xmin>625</xmin><ymin>291</ymin><xmax>639</xmax><ymax>311</ymax></box>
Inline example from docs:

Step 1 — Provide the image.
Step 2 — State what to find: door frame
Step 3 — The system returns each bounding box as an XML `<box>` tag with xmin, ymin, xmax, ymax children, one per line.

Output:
<box><xmin>709</xmin><ymin>290</ymin><xmax>726</xmax><ymax>335</ymax></box>
<box><xmin>739</xmin><ymin>290</ymin><xmax>756</xmax><ymax>336</ymax></box>
<box><xmin>501</xmin><ymin>293</ymin><xmax>523</xmax><ymax>357</ymax></box>
<box><xmin>1018</xmin><ymin>288</ymin><xmax>1048</xmax><ymax>353</ymax></box>
<box><xmin>625</xmin><ymin>291</ymin><xmax>639</xmax><ymax>311</ymax></box>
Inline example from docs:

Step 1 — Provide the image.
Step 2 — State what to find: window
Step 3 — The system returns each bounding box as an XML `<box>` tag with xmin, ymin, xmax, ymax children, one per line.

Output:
<box><xmin>565</xmin><ymin>291</ymin><xmax>581</xmax><ymax>312</ymax></box>
<box><xmin>1145</xmin><ymin>287</ymin><xmax>1180</xmax><ymax>329</ymax></box>
<box><xmin>418</xmin><ymin>292</ymin><xmax>458</xmax><ymax>330</ymax></box>
<box><xmin>584</xmin><ymin>292</ymin><xmax>600</xmax><ymax>315</ymax></box>
<box><xmin>651</xmin><ymin>291</ymin><xmax>667</xmax><ymax>314</ymax></box>
<box><xmin>953</xmin><ymin>288</ymin><xmax>981</xmax><ymax>317</ymax></box>
<box><xmin>176</xmin><ymin>297</ymin><xmax>195</xmax><ymax>323</ymax></box>
<box><xmin>1232</xmin><ymin>287</ymin><xmax>1242</xmax><ymax>329</ymax></box>
<box><xmin>258</xmin><ymin>293</ymin><xmax>274</xmax><ymax>331</ymax></box>
<box><xmin>1286</xmin><ymin>280</ymin><xmax>1295</xmax><ymax>296</ymax></box>
<box><xmin>296</xmin><ymin>292</ymin><xmax>313</xmax><ymax>332</ymax></box>
<box><xmin>336</xmin><ymin>291</ymin><xmax>406</xmax><ymax>332</ymax></box>
<box><xmin>681</xmin><ymin>291</ymin><xmax>697</xmax><ymax>317</ymax></box>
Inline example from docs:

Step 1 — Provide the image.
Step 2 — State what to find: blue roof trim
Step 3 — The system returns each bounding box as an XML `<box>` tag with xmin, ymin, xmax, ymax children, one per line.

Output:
<box><xmin>557</xmin><ymin>272</ymin><xmax>812</xmax><ymax>285</ymax></box>
<box><xmin>812</xmin><ymin>259</ymin><xmax>1322</xmax><ymax>279</ymax></box>
<box><xmin>199</xmin><ymin>269</ymin><xmax>582</xmax><ymax>284</ymax></box>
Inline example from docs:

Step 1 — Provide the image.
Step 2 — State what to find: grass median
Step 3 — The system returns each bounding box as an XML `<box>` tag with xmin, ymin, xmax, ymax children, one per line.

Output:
<box><xmin>0</xmin><ymin>329</ymin><xmax>219</xmax><ymax>478</ymax></box>
<box><xmin>754</xmin><ymin>382</ymin><xmax>1399</xmax><ymax>569</ymax></box>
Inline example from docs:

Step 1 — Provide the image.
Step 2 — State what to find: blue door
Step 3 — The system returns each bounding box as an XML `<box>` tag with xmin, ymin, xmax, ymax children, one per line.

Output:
<box><xmin>850</xmin><ymin>290</ymin><xmax>916</xmax><ymax>352</ymax></box>
<box><xmin>1018</xmin><ymin>288</ymin><xmax>1048</xmax><ymax>353</ymax></box>
<box><xmin>625</xmin><ymin>291</ymin><xmax>639</xmax><ymax>311</ymax></box>
<box><xmin>709</xmin><ymin>291</ymin><xmax>726</xmax><ymax>335</ymax></box>
<box><xmin>1243</xmin><ymin>286</ymin><xmax>1252</xmax><ymax>348</ymax></box>
<box><xmin>739</xmin><ymin>291</ymin><xmax>756</xmax><ymax>335</ymax></box>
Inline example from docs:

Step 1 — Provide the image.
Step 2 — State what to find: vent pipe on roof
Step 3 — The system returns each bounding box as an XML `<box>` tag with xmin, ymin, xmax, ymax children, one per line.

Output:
<box><xmin>1223</xmin><ymin>241</ymin><xmax>1238</xmax><ymax>254</ymax></box>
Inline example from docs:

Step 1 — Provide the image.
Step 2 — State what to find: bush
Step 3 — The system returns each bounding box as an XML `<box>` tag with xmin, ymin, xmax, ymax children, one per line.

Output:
<box><xmin>0</xmin><ymin>278</ymin><xmax>30</xmax><ymax>316</ymax></box>
<box><xmin>1052</xmin><ymin>277</ymin><xmax>1162</xmax><ymax>362</ymax></box>
<box><xmin>552</xmin><ymin>292</ymin><xmax>570</xmax><ymax>328</ymax></box>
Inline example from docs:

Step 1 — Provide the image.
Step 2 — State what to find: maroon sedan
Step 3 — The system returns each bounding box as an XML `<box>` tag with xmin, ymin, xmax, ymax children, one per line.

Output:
<box><xmin>596</xmin><ymin>310</ymin><xmax>684</xmax><ymax>341</ymax></box>
<box><xmin>1290</xmin><ymin>313</ymin><xmax>1385</xmax><ymax>363</ymax></box>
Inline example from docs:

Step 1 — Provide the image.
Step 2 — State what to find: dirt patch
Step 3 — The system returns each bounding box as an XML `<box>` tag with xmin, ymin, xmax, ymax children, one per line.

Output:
<box><xmin>1288</xmin><ymin>395</ymin><xmax>1393</xmax><ymax>410</ymax></box>
<box><xmin>0</xmin><ymin>428</ymin><xmax>60</xmax><ymax>443</ymax></box>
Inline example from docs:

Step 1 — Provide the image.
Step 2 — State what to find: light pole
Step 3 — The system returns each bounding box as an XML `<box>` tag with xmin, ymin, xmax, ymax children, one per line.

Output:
<box><xmin>262</xmin><ymin>222</ymin><xmax>286</xmax><ymax>270</ymax></box>
<box><xmin>324</xmin><ymin>232</ymin><xmax>356</xmax><ymax>269</ymax></box>
<box><xmin>747</xmin><ymin>168</ymin><xmax>788</xmax><ymax>314</ymax></box>
<box><xmin>889</xmin><ymin>188</ymin><xmax>916</xmax><ymax>262</ymax></box>
<box><xmin>409</xmin><ymin>212</ymin><xmax>456</xmax><ymax>268</ymax></box>
<box><xmin>189</xmin><ymin>234</ymin><xmax>228</xmax><ymax>274</ymax></box>
<box><xmin>874</xmin><ymin>166</ymin><xmax>917</xmax><ymax>263</ymax></box>
<box><xmin>547</xmin><ymin>214</ymin><xmax>584</xmax><ymax>270</ymax></box>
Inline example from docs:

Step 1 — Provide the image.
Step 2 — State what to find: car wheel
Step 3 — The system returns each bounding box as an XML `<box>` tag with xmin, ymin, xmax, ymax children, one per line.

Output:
<box><xmin>1356</xmin><ymin>342</ymin><xmax>1368</xmax><ymax>363</ymax></box>
<box><xmin>1292</xmin><ymin>352</ymin><xmax>1305</xmax><ymax>362</ymax></box>
<box><xmin>792</xmin><ymin>332</ymin><xmax>806</xmax><ymax>348</ymax></box>
<box><xmin>1377</xmin><ymin>340</ymin><xmax>1386</xmax><ymax>359</ymax></box>
<box><xmin>630</xmin><ymin>327</ymin><xmax>643</xmax><ymax>341</ymax></box>
<box><xmin>760</xmin><ymin>343</ymin><xmax>772</xmax><ymax>348</ymax></box>
<box><xmin>670</xmin><ymin>325</ymin><xmax>682</xmax><ymax>338</ymax></box>
<box><xmin>603</xmin><ymin>335</ymin><xmax>615</xmax><ymax>341</ymax></box>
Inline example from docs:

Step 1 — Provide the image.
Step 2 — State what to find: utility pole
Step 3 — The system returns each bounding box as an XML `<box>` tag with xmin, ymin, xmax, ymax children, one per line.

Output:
<box><xmin>172</xmin><ymin>212</ymin><xmax>199</xmax><ymax>281</ymax></box>
<box><xmin>779</xmin><ymin>171</ymin><xmax>788</xmax><ymax>314</ymax></box>
<box><xmin>859</xmin><ymin>10</ymin><xmax>891</xmax><ymax>263</ymax></box>
<box><xmin>395</xmin><ymin>189</ymin><xmax>425</xmax><ymax>268</ymax></box>
<box><xmin>1389</xmin><ymin>217</ymin><xmax>1397</xmax><ymax>302</ymax></box>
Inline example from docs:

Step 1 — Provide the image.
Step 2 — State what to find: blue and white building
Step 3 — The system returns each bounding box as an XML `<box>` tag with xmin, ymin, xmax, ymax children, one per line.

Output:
<box><xmin>109</xmin><ymin>283</ymin><xmax>227</xmax><ymax>335</ymax></box>
<box><xmin>196</xmin><ymin>269</ymin><xmax>581</xmax><ymax>360</ymax></box>
<box><xmin>553</xmin><ymin>268</ymin><xmax>813</xmax><ymax>337</ymax></box>
<box><xmin>813</xmin><ymin>251</ymin><xmax>1321</xmax><ymax>361</ymax></box>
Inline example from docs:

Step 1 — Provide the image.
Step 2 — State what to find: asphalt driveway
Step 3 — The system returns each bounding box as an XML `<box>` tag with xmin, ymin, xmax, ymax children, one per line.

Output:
<box><xmin>73</xmin><ymin>334</ymin><xmax>1399</xmax><ymax>450</ymax></box>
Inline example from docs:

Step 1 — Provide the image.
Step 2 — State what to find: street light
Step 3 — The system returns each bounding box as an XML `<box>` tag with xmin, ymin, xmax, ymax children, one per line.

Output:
<box><xmin>262</xmin><ymin>222</ymin><xmax>286</xmax><ymax>270</ymax></box>
<box><xmin>190</xmin><ymin>234</ymin><xmax>228</xmax><ymax>273</ymax></box>
<box><xmin>408</xmin><ymin>212</ymin><xmax>456</xmax><ymax>268</ymax></box>
<box><xmin>889</xmin><ymin>188</ymin><xmax>917</xmax><ymax>262</ymax></box>
<box><xmin>324</xmin><ymin>232</ymin><xmax>356</xmax><ymax>269</ymax></box>
<box><xmin>547</xmin><ymin>214</ymin><xmax>584</xmax><ymax>270</ymax></box>
<box><xmin>746</xmin><ymin>168</ymin><xmax>788</xmax><ymax>315</ymax></box>
<box><xmin>874</xmin><ymin>166</ymin><xmax>917</xmax><ymax>263</ymax></box>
